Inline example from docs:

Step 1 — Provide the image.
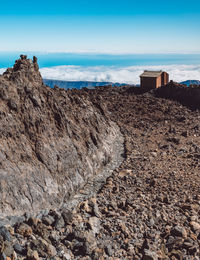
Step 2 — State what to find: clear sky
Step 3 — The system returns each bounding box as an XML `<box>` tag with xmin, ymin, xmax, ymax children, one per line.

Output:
<box><xmin>0</xmin><ymin>0</ymin><xmax>200</xmax><ymax>53</ymax></box>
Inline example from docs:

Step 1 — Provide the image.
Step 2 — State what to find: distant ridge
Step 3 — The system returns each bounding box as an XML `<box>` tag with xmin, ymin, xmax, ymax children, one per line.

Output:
<box><xmin>180</xmin><ymin>80</ymin><xmax>200</xmax><ymax>86</ymax></box>
<box><xmin>44</xmin><ymin>79</ymin><xmax>200</xmax><ymax>90</ymax></box>
<box><xmin>43</xmin><ymin>79</ymin><xmax>132</xmax><ymax>89</ymax></box>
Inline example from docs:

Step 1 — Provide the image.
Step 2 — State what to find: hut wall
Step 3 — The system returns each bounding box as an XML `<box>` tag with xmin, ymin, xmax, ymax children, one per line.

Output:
<box><xmin>156</xmin><ymin>75</ymin><xmax>162</xmax><ymax>88</ymax></box>
<box><xmin>140</xmin><ymin>77</ymin><xmax>157</xmax><ymax>90</ymax></box>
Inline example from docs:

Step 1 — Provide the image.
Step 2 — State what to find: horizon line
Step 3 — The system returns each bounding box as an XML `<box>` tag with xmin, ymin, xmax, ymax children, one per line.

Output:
<box><xmin>0</xmin><ymin>50</ymin><xmax>200</xmax><ymax>55</ymax></box>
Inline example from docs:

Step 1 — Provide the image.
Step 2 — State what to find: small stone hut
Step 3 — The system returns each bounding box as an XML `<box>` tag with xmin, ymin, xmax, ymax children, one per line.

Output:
<box><xmin>140</xmin><ymin>70</ymin><xmax>169</xmax><ymax>90</ymax></box>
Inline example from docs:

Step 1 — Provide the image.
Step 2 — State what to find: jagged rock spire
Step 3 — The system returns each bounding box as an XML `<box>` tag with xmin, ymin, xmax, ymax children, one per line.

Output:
<box><xmin>3</xmin><ymin>55</ymin><xmax>43</xmax><ymax>88</ymax></box>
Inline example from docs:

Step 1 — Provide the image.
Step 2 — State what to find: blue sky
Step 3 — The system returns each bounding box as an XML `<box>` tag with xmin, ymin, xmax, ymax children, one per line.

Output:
<box><xmin>0</xmin><ymin>0</ymin><xmax>200</xmax><ymax>53</ymax></box>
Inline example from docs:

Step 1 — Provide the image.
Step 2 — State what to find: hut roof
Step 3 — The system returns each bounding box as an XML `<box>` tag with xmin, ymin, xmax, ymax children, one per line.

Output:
<box><xmin>140</xmin><ymin>70</ymin><xmax>163</xmax><ymax>78</ymax></box>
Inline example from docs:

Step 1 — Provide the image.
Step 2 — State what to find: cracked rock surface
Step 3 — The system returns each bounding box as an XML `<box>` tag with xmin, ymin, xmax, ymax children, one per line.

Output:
<box><xmin>0</xmin><ymin>56</ymin><xmax>124</xmax><ymax>217</ymax></box>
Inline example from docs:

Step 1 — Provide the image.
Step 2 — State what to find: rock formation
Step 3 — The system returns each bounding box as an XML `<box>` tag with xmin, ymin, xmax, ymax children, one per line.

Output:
<box><xmin>154</xmin><ymin>80</ymin><xmax>200</xmax><ymax>109</ymax></box>
<box><xmin>0</xmin><ymin>56</ymin><xmax>123</xmax><ymax>217</ymax></box>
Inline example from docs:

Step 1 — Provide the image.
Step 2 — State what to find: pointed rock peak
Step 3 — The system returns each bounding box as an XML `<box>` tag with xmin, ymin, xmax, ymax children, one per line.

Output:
<box><xmin>3</xmin><ymin>55</ymin><xmax>43</xmax><ymax>88</ymax></box>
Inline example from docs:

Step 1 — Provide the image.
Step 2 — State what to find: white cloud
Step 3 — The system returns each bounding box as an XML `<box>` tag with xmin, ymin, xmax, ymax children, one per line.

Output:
<box><xmin>40</xmin><ymin>64</ymin><xmax>200</xmax><ymax>84</ymax></box>
<box><xmin>1</xmin><ymin>64</ymin><xmax>200</xmax><ymax>84</ymax></box>
<box><xmin>0</xmin><ymin>68</ymin><xmax>6</xmax><ymax>75</ymax></box>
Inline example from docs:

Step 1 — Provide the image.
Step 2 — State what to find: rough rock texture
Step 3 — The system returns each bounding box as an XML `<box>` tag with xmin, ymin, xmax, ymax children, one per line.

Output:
<box><xmin>1</xmin><ymin>58</ymin><xmax>200</xmax><ymax>259</ymax></box>
<box><xmin>154</xmin><ymin>80</ymin><xmax>200</xmax><ymax>109</ymax></box>
<box><xmin>0</xmin><ymin>56</ymin><xmax>124</xmax><ymax>217</ymax></box>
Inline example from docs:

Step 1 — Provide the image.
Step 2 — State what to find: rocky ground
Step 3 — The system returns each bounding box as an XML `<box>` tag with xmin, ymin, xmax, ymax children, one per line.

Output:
<box><xmin>0</xmin><ymin>59</ymin><xmax>200</xmax><ymax>259</ymax></box>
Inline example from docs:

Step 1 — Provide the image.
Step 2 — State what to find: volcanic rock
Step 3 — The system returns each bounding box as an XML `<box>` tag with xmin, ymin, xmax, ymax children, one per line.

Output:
<box><xmin>0</xmin><ymin>55</ymin><xmax>124</xmax><ymax>217</ymax></box>
<box><xmin>0</xmin><ymin>57</ymin><xmax>200</xmax><ymax>259</ymax></box>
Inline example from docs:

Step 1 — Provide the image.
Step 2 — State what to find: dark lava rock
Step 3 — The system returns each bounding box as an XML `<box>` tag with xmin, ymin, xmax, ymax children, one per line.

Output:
<box><xmin>13</xmin><ymin>243</ymin><xmax>26</xmax><ymax>255</ymax></box>
<box><xmin>42</xmin><ymin>215</ymin><xmax>55</xmax><ymax>226</ymax></box>
<box><xmin>105</xmin><ymin>244</ymin><xmax>113</xmax><ymax>256</ymax></box>
<box><xmin>0</xmin><ymin>227</ymin><xmax>11</xmax><ymax>241</ymax></box>
<box><xmin>61</xmin><ymin>210</ymin><xmax>73</xmax><ymax>224</ymax></box>
<box><xmin>171</xmin><ymin>226</ymin><xmax>187</xmax><ymax>238</ymax></box>
<box><xmin>54</xmin><ymin>216</ymin><xmax>65</xmax><ymax>230</ymax></box>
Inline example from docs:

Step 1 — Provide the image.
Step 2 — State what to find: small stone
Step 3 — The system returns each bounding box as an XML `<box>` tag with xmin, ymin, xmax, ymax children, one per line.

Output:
<box><xmin>84</xmin><ymin>231</ymin><xmax>97</xmax><ymax>255</ymax></box>
<box><xmin>170</xmin><ymin>249</ymin><xmax>184</xmax><ymax>259</ymax></box>
<box><xmin>7</xmin><ymin>99</ymin><xmax>18</xmax><ymax>111</ymax></box>
<box><xmin>0</xmin><ymin>253</ymin><xmax>6</xmax><ymax>260</ymax></box>
<box><xmin>181</xmin><ymin>204</ymin><xmax>192</xmax><ymax>211</ymax></box>
<box><xmin>27</xmin><ymin>250</ymin><xmax>40</xmax><ymax>260</ymax></box>
<box><xmin>46</xmin><ymin>244</ymin><xmax>57</xmax><ymax>257</ymax></box>
<box><xmin>72</xmin><ymin>241</ymin><xmax>87</xmax><ymax>257</ymax></box>
<box><xmin>165</xmin><ymin>225</ymin><xmax>171</xmax><ymax>235</ymax></box>
<box><xmin>54</xmin><ymin>216</ymin><xmax>65</xmax><ymax>230</ymax></box>
<box><xmin>151</xmin><ymin>152</ymin><xmax>157</xmax><ymax>157</ymax></box>
<box><xmin>6</xmin><ymin>227</ymin><xmax>14</xmax><ymax>236</ymax></box>
<box><xmin>148</xmin><ymin>218</ymin><xmax>155</xmax><ymax>227</ymax></box>
<box><xmin>143</xmin><ymin>249</ymin><xmax>158</xmax><ymax>260</ymax></box>
<box><xmin>27</xmin><ymin>217</ymin><xmax>41</xmax><ymax>227</ymax></box>
<box><xmin>0</xmin><ymin>227</ymin><xmax>11</xmax><ymax>241</ymax></box>
<box><xmin>171</xmin><ymin>225</ymin><xmax>187</xmax><ymax>238</ymax></box>
<box><xmin>30</xmin><ymin>95</ymin><xmax>41</xmax><ymax>107</ymax></box>
<box><xmin>118</xmin><ymin>169</ymin><xmax>133</xmax><ymax>178</ymax></box>
<box><xmin>118</xmin><ymin>222</ymin><xmax>129</xmax><ymax>236</ymax></box>
<box><xmin>61</xmin><ymin>210</ymin><xmax>73</xmax><ymax>224</ymax></box>
<box><xmin>183</xmin><ymin>241</ymin><xmax>194</xmax><ymax>250</ymax></box>
<box><xmin>88</xmin><ymin>217</ymin><xmax>100</xmax><ymax>235</ymax></box>
<box><xmin>42</xmin><ymin>215</ymin><xmax>55</xmax><ymax>226</ymax></box>
<box><xmin>20</xmin><ymin>54</ymin><xmax>27</xmax><ymax>60</ymax></box>
<box><xmin>105</xmin><ymin>244</ymin><xmax>113</xmax><ymax>256</ymax></box>
<box><xmin>13</xmin><ymin>243</ymin><xmax>26</xmax><ymax>255</ymax></box>
<box><xmin>2</xmin><ymin>241</ymin><xmax>14</xmax><ymax>257</ymax></box>
<box><xmin>190</xmin><ymin>215</ymin><xmax>198</xmax><ymax>221</ymax></box>
<box><xmin>71</xmin><ymin>214</ymin><xmax>83</xmax><ymax>226</ymax></box>
<box><xmin>89</xmin><ymin>198</ymin><xmax>101</xmax><ymax>217</ymax></box>
<box><xmin>62</xmin><ymin>251</ymin><xmax>72</xmax><ymax>260</ymax></box>
<box><xmin>181</xmin><ymin>131</ymin><xmax>188</xmax><ymax>137</ymax></box>
<box><xmin>11</xmin><ymin>251</ymin><xmax>17</xmax><ymax>260</ymax></box>
<box><xmin>92</xmin><ymin>247</ymin><xmax>104</xmax><ymax>259</ymax></box>
<box><xmin>190</xmin><ymin>221</ymin><xmax>200</xmax><ymax>232</ymax></box>
<box><xmin>161</xmin><ymin>151</ymin><xmax>167</xmax><ymax>157</ymax></box>
<box><xmin>79</xmin><ymin>201</ymin><xmax>91</xmax><ymax>213</ymax></box>
<box><xmin>105</xmin><ymin>177</ymin><xmax>113</xmax><ymax>187</ymax></box>
<box><xmin>15</xmin><ymin>223</ymin><xmax>32</xmax><ymax>237</ymax></box>
<box><xmin>163</xmin><ymin>196</ymin><xmax>169</xmax><ymax>204</ymax></box>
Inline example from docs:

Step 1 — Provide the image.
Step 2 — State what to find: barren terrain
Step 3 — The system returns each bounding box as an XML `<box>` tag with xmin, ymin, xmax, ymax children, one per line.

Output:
<box><xmin>0</xmin><ymin>56</ymin><xmax>200</xmax><ymax>259</ymax></box>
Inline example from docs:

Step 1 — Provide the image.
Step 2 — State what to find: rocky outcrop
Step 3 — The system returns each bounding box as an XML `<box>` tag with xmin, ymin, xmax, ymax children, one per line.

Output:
<box><xmin>0</xmin><ymin>56</ymin><xmax>124</xmax><ymax>217</ymax></box>
<box><xmin>154</xmin><ymin>81</ymin><xmax>200</xmax><ymax>109</ymax></box>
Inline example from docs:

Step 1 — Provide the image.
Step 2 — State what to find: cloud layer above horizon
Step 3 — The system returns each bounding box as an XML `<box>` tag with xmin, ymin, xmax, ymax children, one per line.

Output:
<box><xmin>40</xmin><ymin>64</ymin><xmax>200</xmax><ymax>84</ymax></box>
<box><xmin>0</xmin><ymin>64</ymin><xmax>200</xmax><ymax>84</ymax></box>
